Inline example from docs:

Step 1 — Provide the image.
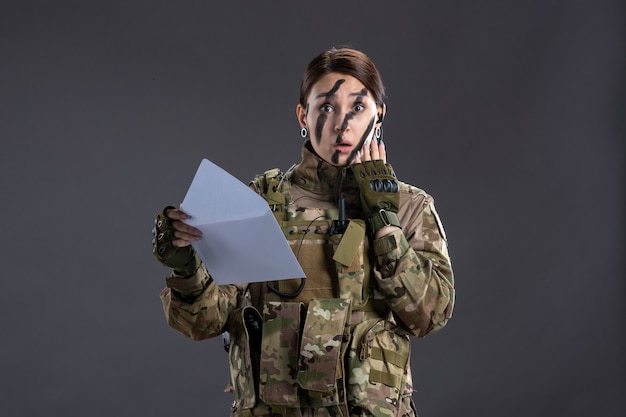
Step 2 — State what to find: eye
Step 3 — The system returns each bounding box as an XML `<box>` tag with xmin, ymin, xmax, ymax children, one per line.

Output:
<box><xmin>353</xmin><ymin>103</ymin><xmax>365</xmax><ymax>112</ymax></box>
<box><xmin>320</xmin><ymin>104</ymin><xmax>334</xmax><ymax>113</ymax></box>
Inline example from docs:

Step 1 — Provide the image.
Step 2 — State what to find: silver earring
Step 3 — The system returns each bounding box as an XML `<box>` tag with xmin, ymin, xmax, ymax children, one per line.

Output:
<box><xmin>300</xmin><ymin>127</ymin><xmax>308</xmax><ymax>138</ymax></box>
<box><xmin>374</xmin><ymin>126</ymin><xmax>382</xmax><ymax>139</ymax></box>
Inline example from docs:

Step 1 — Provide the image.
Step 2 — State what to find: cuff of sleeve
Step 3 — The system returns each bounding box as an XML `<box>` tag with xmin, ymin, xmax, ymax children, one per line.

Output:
<box><xmin>165</xmin><ymin>265</ymin><xmax>210</xmax><ymax>298</ymax></box>
<box><xmin>367</xmin><ymin>209</ymin><xmax>402</xmax><ymax>235</ymax></box>
<box><xmin>373</xmin><ymin>229</ymin><xmax>410</xmax><ymax>257</ymax></box>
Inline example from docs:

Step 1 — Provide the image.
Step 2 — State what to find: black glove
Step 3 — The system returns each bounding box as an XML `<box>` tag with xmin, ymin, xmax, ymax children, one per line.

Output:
<box><xmin>351</xmin><ymin>160</ymin><xmax>402</xmax><ymax>234</ymax></box>
<box><xmin>152</xmin><ymin>206</ymin><xmax>200</xmax><ymax>276</ymax></box>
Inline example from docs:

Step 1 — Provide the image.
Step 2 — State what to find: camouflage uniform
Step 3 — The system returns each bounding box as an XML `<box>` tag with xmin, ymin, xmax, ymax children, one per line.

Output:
<box><xmin>160</xmin><ymin>141</ymin><xmax>455</xmax><ymax>417</ymax></box>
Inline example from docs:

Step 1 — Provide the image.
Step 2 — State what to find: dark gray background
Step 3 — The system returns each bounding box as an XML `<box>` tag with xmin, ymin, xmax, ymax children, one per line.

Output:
<box><xmin>1</xmin><ymin>1</ymin><xmax>623</xmax><ymax>416</ymax></box>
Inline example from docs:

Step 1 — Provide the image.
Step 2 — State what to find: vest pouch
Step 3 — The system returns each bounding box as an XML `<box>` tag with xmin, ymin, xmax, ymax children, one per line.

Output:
<box><xmin>296</xmin><ymin>298</ymin><xmax>352</xmax><ymax>408</ymax></box>
<box><xmin>258</xmin><ymin>301</ymin><xmax>303</xmax><ymax>407</ymax></box>
<box><xmin>329</xmin><ymin>220</ymin><xmax>371</xmax><ymax>311</ymax></box>
<box><xmin>347</xmin><ymin>319</ymin><xmax>411</xmax><ymax>417</ymax></box>
<box><xmin>228</xmin><ymin>306</ymin><xmax>262</xmax><ymax>410</ymax></box>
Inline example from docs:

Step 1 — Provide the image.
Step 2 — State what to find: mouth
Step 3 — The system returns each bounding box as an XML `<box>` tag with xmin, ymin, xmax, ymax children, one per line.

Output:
<box><xmin>332</xmin><ymin>140</ymin><xmax>353</xmax><ymax>153</ymax></box>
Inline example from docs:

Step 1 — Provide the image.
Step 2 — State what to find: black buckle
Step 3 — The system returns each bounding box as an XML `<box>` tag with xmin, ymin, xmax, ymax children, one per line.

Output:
<box><xmin>378</xmin><ymin>208</ymin><xmax>391</xmax><ymax>227</ymax></box>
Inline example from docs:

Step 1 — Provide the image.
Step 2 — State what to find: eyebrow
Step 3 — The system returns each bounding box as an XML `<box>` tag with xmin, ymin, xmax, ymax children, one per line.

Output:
<box><xmin>349</xmin><ymin>88</ymin><xmax>368</xmax><ymax>97</ymax></box>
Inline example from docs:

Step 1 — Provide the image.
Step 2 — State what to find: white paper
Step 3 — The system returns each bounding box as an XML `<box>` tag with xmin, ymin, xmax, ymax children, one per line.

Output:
<box><xmin>180</xmin><ymin>158</ymin><xmax>305</xmax><ymax>285</ymax></box>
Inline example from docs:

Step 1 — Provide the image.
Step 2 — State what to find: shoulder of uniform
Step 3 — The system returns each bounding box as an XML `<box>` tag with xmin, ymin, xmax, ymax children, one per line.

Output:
<box><xmin>398</xmin><ymin>181</ymin><xmax>448</xmax><ymax>241</ymax></box>
<box><xmin>249</xmin><ymin>168</ymin><xmax>282</xmax><ymax>195</ymax></box>
<box><xmin>399</xmin><ymin>181</ymin><xmax>431</xmax><ymax>200</ymax></box>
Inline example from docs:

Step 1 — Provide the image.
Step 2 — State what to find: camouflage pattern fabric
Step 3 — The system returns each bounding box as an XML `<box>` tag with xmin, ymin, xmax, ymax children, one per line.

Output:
<box><xmin>159</xmin><ymin>141</ymin><xmax>454</xmax><ymax>417</ymax></box>
<box><xmin>297</xmin><ymin>298</ymin><xmax>351</xmax><ymax>397</ymax></box>
<box><xmin>228</xmin><ymin>306</ymin><xmax>261</xmax><ymax>410</ymax></box>
<box><xmin>346</xmin><ymin>318</ymin><xmax>411</xmax><ymax>417</ymax></box>
<box><xmin>329</xmin><ymin>220</ymin><xmax>370</xmax><ymax>310</ymax></box>
<box><xmin>259</xmin><ymin>302</ymin><xmax>303</xmax><ymax>406</ymax></box>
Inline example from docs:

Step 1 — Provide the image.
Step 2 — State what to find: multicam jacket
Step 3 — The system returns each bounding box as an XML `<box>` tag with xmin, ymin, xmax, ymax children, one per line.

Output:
<box><xmin>160</xmin><ymin>141</ymin><xmax>455</xmax><ymax>417</ymax></box>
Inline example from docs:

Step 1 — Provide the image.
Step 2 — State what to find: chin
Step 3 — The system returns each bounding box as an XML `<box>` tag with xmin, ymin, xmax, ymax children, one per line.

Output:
<box><xmin>329</xmin><ymin>156</ymin><xmax>352</xmax><ymax>167</ymax></box>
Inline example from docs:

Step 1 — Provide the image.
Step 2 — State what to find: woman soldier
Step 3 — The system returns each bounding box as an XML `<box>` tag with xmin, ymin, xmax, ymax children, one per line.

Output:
<box><xmin>152</xmin><ymin>47</ymin><xmax>455</xmax><ymax>417</ymax></box>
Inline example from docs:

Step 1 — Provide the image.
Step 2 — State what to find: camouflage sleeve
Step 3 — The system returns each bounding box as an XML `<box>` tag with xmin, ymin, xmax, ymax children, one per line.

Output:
<box><xmin>371</xmin><ymin>187</ymin><xmax>455</xmax><ymax>337</ymax></box>
<box><xmin>160</xmin><ymin>263</ymin><xmax>246</xmax><ymax>340</ymax></box>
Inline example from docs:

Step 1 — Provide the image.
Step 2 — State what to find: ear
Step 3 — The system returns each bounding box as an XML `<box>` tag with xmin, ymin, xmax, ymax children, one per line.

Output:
<box><xmin>296</xmin><ymin>104</ymin><xmax>307</xmax><ymax>128</ymax></box>
<box><xmin>376</xmin><ymin>103</ymin><xmax>387</xmax><ymax>125</ymax></box>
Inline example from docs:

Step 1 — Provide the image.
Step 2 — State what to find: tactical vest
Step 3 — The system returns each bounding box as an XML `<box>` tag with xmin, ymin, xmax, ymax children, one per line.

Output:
<box><xmin>227</xmin><ymin>168</ymin><xmax>414</xmax><ymax>417</ymax></box>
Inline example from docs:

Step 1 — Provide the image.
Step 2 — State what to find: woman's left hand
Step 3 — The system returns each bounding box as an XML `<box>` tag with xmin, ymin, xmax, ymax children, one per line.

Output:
<box><xmin>350</xmin><ymin>139</ymin><xmax>401</xmax><ymax>238</ymax></box>
<box><xmin>354</xmin><ymin>138</ymin><xmax>386</xmax><ymax>164</ymax></box>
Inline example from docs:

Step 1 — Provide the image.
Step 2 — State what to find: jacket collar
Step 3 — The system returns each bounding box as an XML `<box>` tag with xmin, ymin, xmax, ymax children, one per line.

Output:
<box><xmin>291</xmin><ymin>140</ymin><xmax>354</xmax><ymax>194</ymax></box>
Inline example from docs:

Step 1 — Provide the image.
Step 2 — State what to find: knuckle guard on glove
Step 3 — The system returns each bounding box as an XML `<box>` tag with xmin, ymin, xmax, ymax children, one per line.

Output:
<box><xmin>353</xmin><ymin>161</ymin><xmax>400</xmax><ymax>213</ymax></box>
<box><xmin>152</xmin><ymin>205</ymin><xmax>200</xmax><ymax>276</ymax></box>
<box><xmin>352</xmin><ymin>160</ymin><xmax>402</xmax><ymax>234</ymax></box>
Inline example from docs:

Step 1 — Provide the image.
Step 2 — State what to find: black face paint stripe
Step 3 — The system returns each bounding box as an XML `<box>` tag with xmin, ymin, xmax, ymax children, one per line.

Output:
<box><xmin>310</xmin><ymin>80</ymin><xmax>346</xmax><ymax>145</ymax></box>
<box><xmin>315</xmin><ymin>113</ymin><xmax>327</xmax><ymax>145</ymax></box>
<box><xmin>331</xmin><ymin>150</ymin><xmax>340</xmax><ymax>165</ymax></box>
<box><xmin>347</xmin><ymin>116</ymin><xmax>376</xmax><ymax>164</ymax></box>
<box><xmin>338</xmin><ymin>89</ymin><xmax>367</xmax><ymax>143</ymax></box>
<box><xmin>341</xmin><ymin>112</ymin><xmax>355</xmax><ymax>132</ymax></box>
<box><xmin>316</xmin><ymin>79</ymin><xmax>345</xmax><ymax>99</ymax></box>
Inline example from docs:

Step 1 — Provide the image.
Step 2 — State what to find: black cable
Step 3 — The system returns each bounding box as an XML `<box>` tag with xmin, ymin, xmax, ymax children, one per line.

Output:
<box><xmin>265</xmin><ymin>215</ymin><xmax>325</xmax><ymax>298</ymax></box>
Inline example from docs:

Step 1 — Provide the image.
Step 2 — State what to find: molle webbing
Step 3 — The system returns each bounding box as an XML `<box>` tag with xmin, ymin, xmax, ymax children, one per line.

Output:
<box><xmin>255</xmin><ymin>219</ymin><xmax>337</xmax><ymax>306</ymax></box>
<box><xmin>234</xmin><ymin>167</ymin><xmax>410</xmax><ymax>416</ymax></box>
<box><xmin>251</xmin><ymin>168</ymin><xmax>385</xmax><ymax>314</ymax></box>
<box><xmin>352</xmin><ymin>319</ymin><xmax>410</xmax><ymax>393</ymax></box>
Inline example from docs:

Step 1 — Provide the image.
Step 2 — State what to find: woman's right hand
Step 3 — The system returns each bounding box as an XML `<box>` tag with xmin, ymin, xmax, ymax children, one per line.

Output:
<box><xmin>162</xmin><ymin>207</ymin><xmax>202</xmax><ymax>247</ymax></box>
<box><xmin>152</xmin><ymin>206</ymin><xmax>202</xmax><ymax>275</ymax></box>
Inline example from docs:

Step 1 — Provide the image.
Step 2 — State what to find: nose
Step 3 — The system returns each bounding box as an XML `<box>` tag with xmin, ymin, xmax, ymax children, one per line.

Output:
<box><xmin>334</xmin><ymin>110</ymin><xmax>352</xmax><ymax>133</ymax></box>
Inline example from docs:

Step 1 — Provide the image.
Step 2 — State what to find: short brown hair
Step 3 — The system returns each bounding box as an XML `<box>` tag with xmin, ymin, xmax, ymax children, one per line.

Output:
<box><xmin>299</xmin><ymin>47</ymin><xmax>386</xmax><ymax>107</ymax></box>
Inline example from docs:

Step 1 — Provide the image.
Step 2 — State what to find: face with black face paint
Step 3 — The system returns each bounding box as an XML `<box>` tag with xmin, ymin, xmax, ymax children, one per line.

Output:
<box><xmin>296</xmin><ymin>72</ymin><xmax>382</xmax><ymax>167</ymax></box>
